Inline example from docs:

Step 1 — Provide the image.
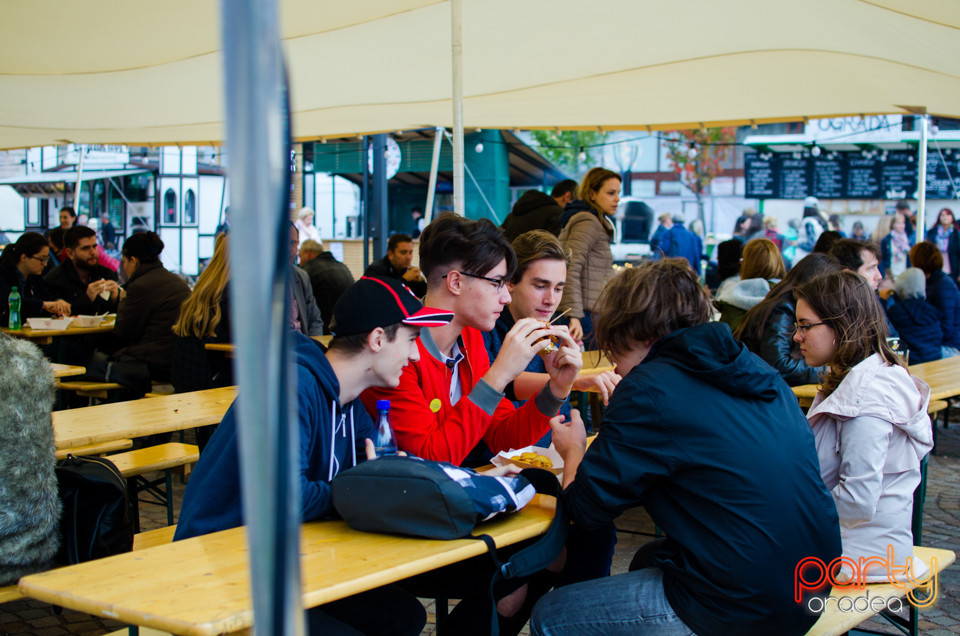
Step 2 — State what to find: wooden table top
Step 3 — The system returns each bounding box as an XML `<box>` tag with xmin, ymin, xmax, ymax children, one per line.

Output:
<box><xmin>50</xmin><ymin>363</ymin><xmax>86</xmax><ymax>379</ymax></box>
<box><xmin>206</xmin><ymin>334</ymin><xmax>333</xmax><ymax>354</ymax></box>
<box><xmin>19</xmin><ymin>495</ymin><xmax>557</xmax><ymax>636</ymax></box>
<box><xmin>792</xmin><ymin>356</ymin><xmax>960</xmax><ymax>406</ymax></box>
<box><xmin>52</xmin><ymin>386</ymin><xmax>236</xmax><ymax>450</ymax></box>
<box><xmin>3</xmin><ymin>321</ymin><xmax>115</xmax><ymax>345</ymax></box>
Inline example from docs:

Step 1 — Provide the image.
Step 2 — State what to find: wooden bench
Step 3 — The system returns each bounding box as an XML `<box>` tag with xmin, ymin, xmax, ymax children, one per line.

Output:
<box><xmin>144</xmin><ymin>383</ymin><xmax>175</xmax><ymax>399</ymax></box>
<box><xmin>56</xmin><ymin>380</ymin><xmax>124</xmax><ymax>404</ymax></box>
<box><xmin>109</xmin><ymin>443</ymin><xmax>199</xmax><ymax>529</ymax></box>
<box><xmin>805</xmin><ymin>545</ymin><xmax>955</xmax><ymax>636</ymax></box>
<box><xmin>55</xmin><ymin>439</ymin><xmax>133</xmax><ymax>461</ymax></box>
<box><xmin>0</xmin><ymin>524</ymin><xmax>179</xmax><ymax>607</ymax></box>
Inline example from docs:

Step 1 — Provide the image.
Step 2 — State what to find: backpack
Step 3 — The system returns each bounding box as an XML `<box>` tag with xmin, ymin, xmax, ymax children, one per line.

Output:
<box><xmin>55</xmin><ymin>455</ymin><xmax>134</xmax><ymax>565</ymax></box>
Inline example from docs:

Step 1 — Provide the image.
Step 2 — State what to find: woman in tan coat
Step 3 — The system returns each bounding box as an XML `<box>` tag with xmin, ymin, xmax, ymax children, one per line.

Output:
<box><xmin>558</xmin><ymin>167</ymin><xmax>620</xmax><ymax>347</ymax></box>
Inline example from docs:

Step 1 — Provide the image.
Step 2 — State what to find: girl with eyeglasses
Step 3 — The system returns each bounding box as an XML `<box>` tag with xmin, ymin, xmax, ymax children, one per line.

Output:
<box><xmin>794</xmin><ymin>270</ymin><xmax>933</xmax><ymax>583</ymax></box>
<box><xmin>0</xmin><ymin>231</ymin><xmax>71</xmax><ymax>323</ymax></box>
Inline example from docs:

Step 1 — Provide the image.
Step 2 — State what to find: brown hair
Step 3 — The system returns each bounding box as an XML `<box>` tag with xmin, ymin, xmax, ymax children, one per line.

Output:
<box><xmin>740</xmin><ymin>239</ymin><xmax>786</xmax><ymax>280</ymax></box>
<box><xmin>734</xmin><ymin>252</ymin><xmax>842</xmax><ymax>345</ymax></box>
<box><xmin>594</xmin><ymin>258</ymin><xmax>712</xmax><ymax>361</ymax></box>
<box><xmin>909</xmin><ymin>241</ymin><xmax>944</xmax><ymax>275</ymax></box>
<box><xmin>578</xmin><ymin>167</ymin><xmax>621</xmax><ymax>213</ymax></box>
<box><xmin>510</xmin><ymin>230</ymin><xmax>569</xmax><ymax>284</ymax></box>
<box><xmin>828</xmin><ymin>238</ymin><xmax>881</xmax><ymax>272</ymax></box>
<box><xmin>418</xmin><ymin>212</ymin><xmax>516</xmax><ymax>283</ymax></box>
<box><xmin>794</xmin><ymin>271</ymin><xmax>903</xmax><ymax>397</ymax></box>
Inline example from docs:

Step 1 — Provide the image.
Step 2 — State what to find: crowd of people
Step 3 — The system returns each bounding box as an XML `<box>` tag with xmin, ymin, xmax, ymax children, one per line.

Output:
<box><xmin>1</xmin><ymin>179</ymin><xmax>949</xmax><ymax>635</ymax></box>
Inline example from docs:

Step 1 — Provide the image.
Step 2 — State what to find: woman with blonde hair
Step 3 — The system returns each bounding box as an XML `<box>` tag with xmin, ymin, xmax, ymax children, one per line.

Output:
<box><xmin>794</xmin><ymin>271</ymin><xmax>932</xmax><ymax>582</ymax></box>
<box><xmin>716</xmin><ymin>238</ymin><xmax>786</xmax><ymax>331</ymax></box>
<box><xmin>558</xmin><ymin>167</ymin><xmax>620</xmax><ymax>346</ymax></box>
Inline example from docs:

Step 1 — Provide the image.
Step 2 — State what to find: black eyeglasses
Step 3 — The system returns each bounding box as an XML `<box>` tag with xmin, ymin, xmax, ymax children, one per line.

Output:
<box><xmin>443</xmin><ymin>271</ymin><xmax>507</xmax><ymax>291</ymax></box>
<box><xmin>29</xmin><ymin>255</ymin><xmax>49</xmax><ymax>264</ymax></box>
<box><xmin>794</xmin><ymin>321</ymin><xmax>829</xmax><ymax>337</ymax></box>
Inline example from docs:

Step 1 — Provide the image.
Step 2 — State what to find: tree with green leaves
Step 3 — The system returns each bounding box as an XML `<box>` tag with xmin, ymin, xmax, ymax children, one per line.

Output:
<box><xmin>663</xmin><ymin>127</ymin><xmax>737</xmax><ymax>229</ymax></box>
<box><xmin>527</xmin><ymin>130</ymin><xmax>608</xmax><ymax>178</ymax></box>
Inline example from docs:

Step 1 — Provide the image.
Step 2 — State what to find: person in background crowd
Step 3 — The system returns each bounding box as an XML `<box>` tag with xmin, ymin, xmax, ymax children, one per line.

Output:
<box><xmin>176</xmin><ymin>276</ymin><xmax>448</xmax><ymax>635</ymax></box>
<box><xmin>294</xmin><ymin>207</ymin><xmax>322</xmax><ymax>247</ymax></box>
<box><xmin>99</xmin><ymin>213</ymin><xmax>118</xmax><ymax>251</ymax></box>
<box><xmin>797</xmin><ymin>196</ymin><xmax>828</xmax><ymax>258</ymax></box>
<box><xmin>111</xmin><ymin>232</ymin><xmax>191</xmax><ymax>385</ymax></box>
<box><xmin>795</xmin><ymin>271</ymin><xmax>931</xmax><ymax>584</ymax></box>
<box><xmin>870</xmin><ymin>214</ymin><xmax>895</xmax><ymax>246</ymax></box>
<box><xmin>660</xmin><ymin>217</ymin><xmax>704</xmax><ymax>272</ymax></box>
<box><xmin>289</xmin><ymin>225</ymin><xmax>325</xmax><ymax>337</ymax></box>
<box><xmin>896</xmin><ymin>199</ymin><xmax>916</xmax><ymax>241</ymax></box>
<box><xmin>44</xmin><ymin>226</ymin><xmax>121</xmax><ymax>316</ymax></box>
<box><xmin>716</xmin><ymin>238</ymin><xmax>786</xmax><ymax>332</ymax></box>
<box><xmin>742</xmin><ymin>214</ymin><xmax>765</xmax><ymax>243</ymax></box>
<box><xmin>58</xmin><ymin>206</ymin><xmax>77</xmax><ymax>230</ymax></box>
<box><xmin>216</xmin><ymin>207</ymin><xmax>231</xmax><ymax>236</ymax></box>
<box><xmin>782</xmin><ymin>218</ymin><xmax>801</xmax><ymax>266</ymax></box>
<box><xmin>731</xmin><ymin>212</ymin><xmax>753</xmax><ymax>243</ymax></box>
<box><xmin>299</xmin><ymin>238</ymin><xmax>355</xmax><ymax>332</ymax></box>
<box><xmin>886</xmin><ymin>268</ymin><xmax>943</xmax><ymax>364</ymax></box>
<box><xmin>364</xmin><ymin>233</ymin><xmax>427</xmax><ymax>298</ymax></box>
<box><xmin>0</xmin><ymin>337</ymin><xmax>61</xmax><ymax>586</ymax></box>
<box><xmin>763</xmin><ymin>215</ymin><xmax>784</xmax><ymax>250</ymax></box>
<box><xmin>0</xmin><ymin>232</ymin><xmax>71</xmax><ymax>324</ymax></box>
<box><xmin>410</xmin><ymin>206</ymin><xmax>426</xmax><ymax>238</ymax></box>
<box><xmin>827</xmin><ymin>214</ymin><xmax>845</xmax><ymax>237</ymax></box>
<box><xmin>813</xmin><ymin>230</ymin><xmax>843</xmax><ymax>254</ymax></box>
<box><xmin>880</xmin><ymin>211</ymin><xmax>911</xmax><ymax>279</ymax></box>
<box><xmin>910</xmin><ymin>241</ymin><xmax>960</xmax><ymax>357</ymax></box>
<box><xmin>851</xmin><ymin>220</ymin><xmax>868</xmax><ymax>241</ymax></box>
<box><xmin>926</xmin><ymin>207</ymin><xmax>960</xmax><ymax>287</ymax></box>
<box><xmin>501</xmin><ymin>179</ymin><xmax>578</xmax><ymax>241</ymax></box>
<box><xmin>558</xmin><ymin>168</ymin><xmax>619</xmax><ymax>346</ymax></box>
<box><xmin>648</xmin><ymin>213</ymin><xmax>673</xmax><ymax>255</ymax></box>
<box><xmin>829</xmin><ymin>239</ymin><xmax>884</xmax><ymax>292</ymax></box>
<box><xmin>712</xmin><ymin>238</ymin><xmax>744</xmax><ymax>295</ymax></box>
<box><xmin>43</xmin><ymin>227</ymin><xmax>67</xmax><ymax>275</ymax></box>
<box><xmin>735</xmin><ymin>253</ymin><xmax>842</xmax><ymax>386</ymax></box>
<box><xmin>532</xmin><ymin>259</ymin><xmax>841</xmax><ymax>636</ymax></box>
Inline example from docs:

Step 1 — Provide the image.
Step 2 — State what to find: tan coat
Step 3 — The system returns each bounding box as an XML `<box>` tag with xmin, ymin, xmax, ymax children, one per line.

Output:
<box><xmin>558</xmin><ymin>210</ymin><xmax>614</xmax><ymax>319</ymax></box>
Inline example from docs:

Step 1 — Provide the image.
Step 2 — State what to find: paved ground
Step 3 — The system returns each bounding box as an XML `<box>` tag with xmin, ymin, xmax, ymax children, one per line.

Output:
<box><xmin>5</xmin><ymin>410</ymin><xmax>960</xmax><ymax>635</ymax></box>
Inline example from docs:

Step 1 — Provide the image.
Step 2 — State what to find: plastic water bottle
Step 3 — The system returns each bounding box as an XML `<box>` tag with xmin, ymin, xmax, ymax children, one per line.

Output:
<box><xmin>374</xmin><ymin>399</ymin><xmax>397</xmax><ymax>457</ymax></box>
<box><xmin>8</xmin><ymin>287</ymin><xmax>21</xmax><ymax>330</ymax></box>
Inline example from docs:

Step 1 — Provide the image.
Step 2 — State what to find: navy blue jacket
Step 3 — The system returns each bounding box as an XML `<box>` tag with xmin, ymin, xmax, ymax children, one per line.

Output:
<box><xmin>886</xmin><ymin>297</ymin><xmax>943</xmax><ymax>364</ymax></box>
<box><xmin>175</xmin><ymin>332</ymin><xmax>376</xmax><ymax>540</ymax></box>
<box><xmin>564</xmin><ymin>322</ymin><xmax>840</xmax><ymax>636</ymax></box>
<box><xmin>659</xmin><ymin>223</ymin><xmax>703</xmax><ymax>272</ymax></box>
<box><xmin>926</xmin><ymin>269</ymin><xmax>960</xmax><ymax>350</ymax></box>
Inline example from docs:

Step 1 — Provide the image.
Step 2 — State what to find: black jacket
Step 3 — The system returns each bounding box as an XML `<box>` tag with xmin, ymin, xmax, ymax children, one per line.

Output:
<box><xmin>926</xmin><ymin>225</ymin><xmax>960</xmax><ymax>282</ymax></box>
<box><xmin>565</xmin><ymin>322</ymin><xmax>840</xmax><ymax>636</ymax></box>
<box><xmin>301</xmin><ymin>252</ymin><xmax>355</xmax><ymax>331</ymax></box>
<box><xmin>500</xmin><ymin>190</ymin><xmax>563</xmax><ymax>241</ymax></box>
<box><xmin>739</xmin><ymin>300</ymin><xmax>826</xmax><ymax>386</ymax></box>
<box><xmin>886</xmin><ymin>296</ymin><xmax>943</xmax><ymax>363</ymax></box>
<box><xmin>363</xmin><ymin>256</ymin><xmax>426</xmax><ymax>298</ymax></box>
<box><xmin>113</xmin><ymin>262</ymin><xmax>191</xmax><ymax>380</ymax></box>
<box><xmin>43</xmin><ymin>258</ymin><xmax>118</xmax><ymax>316</ymax></box>
<box><xmin>0</xmin><ymin>266</ymin><xmax>53</xmax><ymax>324</ymax></box>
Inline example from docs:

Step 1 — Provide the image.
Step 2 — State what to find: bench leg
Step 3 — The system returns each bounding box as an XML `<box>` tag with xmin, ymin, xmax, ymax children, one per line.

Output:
<box><xmin>435</xmin><ymin>597</ymin><xmax>448</xmax><ymax>634</ymax></box>
<box><xmin>165</xmin><ymin>469</ymin><xmax>174</xmax><ymax>526</ymax></box>
<box><xmin>127</xmin><ymin>477</ymin><xmax>141</xmax><ymax>533</ymax></box>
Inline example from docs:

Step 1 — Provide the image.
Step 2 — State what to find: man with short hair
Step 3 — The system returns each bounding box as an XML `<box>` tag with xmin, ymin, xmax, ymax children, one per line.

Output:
<box><xmin>363</xmin><ymin>233</ymin><xmax>427</xmax><ymax>297</ymax></box>
<box><xmin>299</xmin><ymin>239</ymin><xmax>355</xmax><ymax>332</ymax></box>
<box><xmin>829</xmin><ymin>238</ymin><xmax>883</xmax><ymax>291</ymax></box>
<box><xmin>648</xmin><ymin>213</ymin><xmax>673</xmax><ymax>255</ymax></box>
<box><xmin>44</xmin><ymin>226</ymin><xmax>121</xmax><ymax>315</ymax></box>
<box><xmin>501</xmin><ymin>179</ymin><xmax>578</xmax><ymax>241</ymax></box>
<box><xmin>659</xmin><ymin>217</ymin><xmax>703</xmax><ymax>272</ymax></box>
<box><xmin>176</xmin><ymin>276</ymin><xmax>450</xmax><ymax>634</ymax></box>
<box><xmin>289</xmin><ymin>225</ymin><xmax>325</xmax><ymax>337</ymax></box>
<box><xmin>362</xmin><ymin>212</ymin><xmax>582</xmax><ymax>466</ymax></box>
<box><xmin>532</xmin><ymin>258</ymin><xmax>841</xmax><ymax>636</ymax></box>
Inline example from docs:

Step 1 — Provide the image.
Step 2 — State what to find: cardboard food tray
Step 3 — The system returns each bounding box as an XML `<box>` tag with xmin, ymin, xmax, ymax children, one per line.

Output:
<box><xmin>494</xmin><ymin>445</ymin><xmax>563</xmax><ymax>475</ymax></box>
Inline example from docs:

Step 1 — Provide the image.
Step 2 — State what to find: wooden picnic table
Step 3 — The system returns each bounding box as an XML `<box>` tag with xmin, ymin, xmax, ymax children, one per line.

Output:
<box><xmin>18</xmin><ymin>494</ymin><xmax>557</xmax><ymax>636</ymax></box>
<box><xmin>52</xmin><ymin>386</ymin><xmax>236</xmax><ymax>451</ymax></box>
<box><xmin>2</xmin><ymin>319</ymin><xmax>116</xmax><ymax>345</ymax></box>
<box><xmin>50</xmin><ymin>363</ymin><xmax>86</xmax><ymax>379</ymax></box>
<box><xmin>206</xmin><ymin>334</ymin><xmax>333</xmax><ymax>355</ymax></box>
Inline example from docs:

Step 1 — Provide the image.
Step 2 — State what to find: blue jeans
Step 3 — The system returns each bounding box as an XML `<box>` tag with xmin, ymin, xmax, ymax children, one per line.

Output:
<box><xmin>530</xmin><ymin>568</ymin><xmax>695</xmax><ymax>636</ymax></box>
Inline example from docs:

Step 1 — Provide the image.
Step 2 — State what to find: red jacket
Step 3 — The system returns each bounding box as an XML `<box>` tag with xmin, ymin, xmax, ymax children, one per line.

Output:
<box><xmin>361</xmin><ymin>326</ymin><xmax>551</xmax><ymax>465</ymax></box>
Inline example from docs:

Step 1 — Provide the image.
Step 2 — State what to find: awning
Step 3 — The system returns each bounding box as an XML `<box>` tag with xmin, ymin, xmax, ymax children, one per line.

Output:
<box><xmin>0</xmin><ymin>169</ymin><xmax>152</xmax><ymax>198</ymax></box>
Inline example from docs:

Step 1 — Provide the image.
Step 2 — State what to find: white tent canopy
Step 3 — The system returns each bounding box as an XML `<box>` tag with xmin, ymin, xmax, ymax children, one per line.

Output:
<box><xmin>2</xmin><ymin>0</ymin><xmax>960</xmax><ymax>149</ymax></box>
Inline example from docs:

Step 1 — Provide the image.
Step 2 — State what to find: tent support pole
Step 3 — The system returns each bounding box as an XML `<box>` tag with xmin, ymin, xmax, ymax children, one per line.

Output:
<box><xmin>451</xmin><ymin>0</ymin><xmax>465</xmax><ymax>216</ymax></box>
<box><xmin>424</xmin><ymin>126</ymin><xmax>443</xmax><ymax>224</ymax></box>
<box><xmin>917</xmin><ymin>114</ymin><xmax>928</xmax><ymax>236</ymax></box>
<box><xmin>220</xmin><ymin>0</ymin><xmax>304</xmax><ymax>633</ymax></box>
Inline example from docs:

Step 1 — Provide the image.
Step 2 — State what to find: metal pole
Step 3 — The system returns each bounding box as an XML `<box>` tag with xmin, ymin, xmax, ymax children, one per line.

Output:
<box><xmin>362</xmin><ymin>136</ymin><xmax>370</xmax><ymax>265</ymax></box>
<box><xmin>450</xmin><ymin>0</ymin><xmax>465</xmax><ymax>216</ymax></box>
<box><xmin>73</xmin><ymin>145</ymin><xmax>85</xmax><ymax>211</ymax></box>
<box><xmin>917</xmin><ymin>115</ymin><xmax>929</xmax><ymax>238</ymax></box>
<box><xmin>371</xmin><ymin>133</ymin><xmax>388</xmax><ymax>259</ymax></box>
<box><xmin>220</xmin><ymin>0</ymin><xmax>303</xmax><ymax>633</ymax></box>
<box><xmin>424</xmin><ymin>127</ymin><xmax>443</xmax><ymax>224</ymax></box>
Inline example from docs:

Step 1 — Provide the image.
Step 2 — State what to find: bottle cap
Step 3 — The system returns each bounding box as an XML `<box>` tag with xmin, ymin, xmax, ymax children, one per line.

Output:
<box><xmin>376</xmin><ymin>399</ymin><xmax>391</xmax><ymax>410</ymax></box>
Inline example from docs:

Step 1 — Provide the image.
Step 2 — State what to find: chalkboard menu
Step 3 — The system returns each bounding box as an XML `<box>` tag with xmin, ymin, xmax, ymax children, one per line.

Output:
<box><xmin>745</xmin><ymin>151</ymin><xmax>956</xmax><ymax>200</ymax></box>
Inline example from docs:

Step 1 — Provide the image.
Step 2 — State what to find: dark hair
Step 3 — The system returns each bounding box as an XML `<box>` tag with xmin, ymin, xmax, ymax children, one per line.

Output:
<box><xmin>828</xmin><ymin>239</ymin><xmax>880</xmax><ymax>271</ymax></box>
<box><xmin>895</xmin><ymin>200</ymin><xmax>912</xmax><ymax>212</ymax></box>
<box><xmin>328</xmin><ymin>322</ymin><xmax>401</xmax><ymax>356</ymax></box>
<box><xmin>0</xmin><ymin>232</ymin><xmax>48</xmax><ymax>269</ymax></box>
<box><xmin>122</xmin><ymin>231</ymin><xmax>164</xmax><ymax>264</ymax></box>
<box><xmin>740</xmin><ymin>239</ymin><xmax>786</xmax><ymax>280</ymax></box>
<box><xmin>734</xmin><ymin>252</ymin><xmax>842</xmax><ymax>344</ymax></box>
<box><xmin>418</xmin><ymin>212</ymin><xmax>516</xmax><ymax>282</ymax></box>
<box><xmin>813</xmin><ymin>230</ymin><xmax>843</xmax><ymax>254</ymax></box>
<box><xmin>716</xmin><ymin>239</ymin><xmax>744</xmax><ymax>282</ymax></box>
<box><xmin>594</xmin><ymin>258</ymin><xmax>712</xmax><ymax>361</ymax></box>
<box><xmin>59</xmin><ymin>206</ymin><xmax>77</xmax><ymax>219</ymax></box>
<box><xmin>46</xmin><ymin>226</ymin><xmax>66</xmax><ymax>251</ymax></box>
<box><xmin>794</xmin><ymin>271</ymin><xmax>902</xmax><ymax>397</ymax></box>
<box><xmin>64</xmin><ymin>225</ymin><xmax>96</xmax><ymax>250</ymax></box>
<box><xmin>387</xmin><ymin>234</ymin><xmax>413</xmax><ymax>253</ymax></box>
<box><xmin>732</xmin><ymin>214</ymin><xmax>751</xmax><ymax>235</ymax></box>
<box><xmin>938</xmin><ymin>207</ymin><xmax>956</xmax><ymax>227</ymax></box>
<box><xmin>511</xmin><ymin>230</ymin><xmax>569</xmax><ymax>284</ymax></box>
<box><xmin>909</xmin><ymin>241</ymin><xmax>944</xmax><ymax>275</ymax></box>
<box><xmin>550</xmin><ymin>179</ymin><xmax>578</xmax><ymax>199</ymax></box>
